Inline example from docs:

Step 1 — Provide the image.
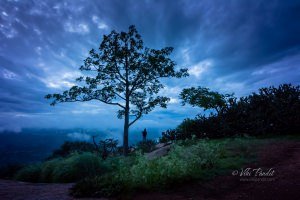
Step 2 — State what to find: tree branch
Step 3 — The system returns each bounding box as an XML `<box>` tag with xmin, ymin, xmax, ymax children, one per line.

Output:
<box><xmin>54</xmin><ymin>96</ymin><xmax>125</xmax><ymax>109</ymax></box>
<box><xmin>97</xmin><ymin>99</ymin><xmax>125</xmax><ymax>109</ymax></box>
<box><xmin>129</xmin><ymin>113</ymin><xmax>142</xmax><ymax>127</ymax></box>
<box><xmin>113</xmin><ymin>91</ymin><xmax>126</xmax><ymax>101</ymax></box>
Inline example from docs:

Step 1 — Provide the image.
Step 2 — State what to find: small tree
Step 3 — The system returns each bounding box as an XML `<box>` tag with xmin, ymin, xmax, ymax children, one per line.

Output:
<box><xmin>179</xmin><ymin>87</ymin><xmax>235</xmax><ymax>115</ymax></box>
<box><xmin>45</xmin><ymin>25</ymin><xmax>188</xmax><ymax>155</ymax></box>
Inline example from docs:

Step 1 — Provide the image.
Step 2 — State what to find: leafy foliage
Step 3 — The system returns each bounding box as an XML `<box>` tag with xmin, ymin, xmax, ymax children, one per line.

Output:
<box><xmin>15</xmin><ymin>152</ymin><xmax>107</xmax><ymax>183</ymax></box>
<box><xmin>167</xmin><ymin>84</ymin><xmax>300</xmax><ymax>142</ymax></box>
<box><xmin>14</xmin><ymin>164</ymin><xmax>42</xmax><ymax>182</ymax></box>
<box><xmin>180</xmin><ymin>86</ymin><xmax>235</xmax><ymax>114</ymax></box>
<box><xmin>98</xmin><ymin>138</ymin><xmax>119</xmax><ymax>159</ymax></box>
<box><xmin>45</xmin><ymin>25</ymin><xmax>188</xmax><ymax>154</ymax></box>
<box><xmin>0</xmin><ymin>164</ymin><xmax>24</xmax><ymax>179</ymax></box>
<box><xmin>135</xmin><ymin>139</ymin><xmax>157</xmax><ymax>153</ymax></box>
<box><xmin>71</xmin><ymin>174</ymin><xmax>127</xmax><ymax>198</ymax></box>
<box><xmin>71</xmin><ymin>140</ymin><xmax>223</xmax><ymax>197</ymax></box>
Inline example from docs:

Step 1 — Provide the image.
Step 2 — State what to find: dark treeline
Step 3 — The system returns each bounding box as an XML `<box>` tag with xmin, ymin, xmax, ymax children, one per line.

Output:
<box><xmin>161</xmin><ymin>84</ymin><xmax>300</xmax><ymax>142</ymax></box>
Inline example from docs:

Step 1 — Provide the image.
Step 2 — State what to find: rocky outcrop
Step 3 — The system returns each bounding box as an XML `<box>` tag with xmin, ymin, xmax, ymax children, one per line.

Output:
<box><xmin>145</xmin><ymin>143</ymin><xmax>172</xmax><ymax>160</ymax></box>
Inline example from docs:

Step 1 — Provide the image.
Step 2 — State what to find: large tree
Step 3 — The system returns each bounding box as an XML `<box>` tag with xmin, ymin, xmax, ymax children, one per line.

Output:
<box><xmin>45</xmin><ymin>25</ymin><xmax>188</xmax><ymax>155</ymax></box>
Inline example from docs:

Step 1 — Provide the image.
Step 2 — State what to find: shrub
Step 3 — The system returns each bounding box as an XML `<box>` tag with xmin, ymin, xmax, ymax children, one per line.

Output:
<box><xmin>71</xmin><ymin>174</ymin><xmax>126</xmax><ymax>198</ymax></box>
<box><xmin>135</xmin><ymin>140</ymin><xmax>157</xmax><ymax>153</ymax></box>
<box><xmin>40</xmin><ymin>158</ymin><xmax>61</xmax><ymax>182</ymax></box>
<box><xmin>0</xmin><ymin>164</ymin><xmax>24</xmax><ymax>179</ymax></box>
<box><xmin>129</xmin><ymin>141</ymin><xmax>220</xmax><ymax>188</ymax></box>
<box><xmin>14</xmin><ymin>164</ymin><xmax>42</xmax><ymax>182</ymax></box>
<box><xmin>15</xmin><ymin>152</ymin><xmax>107</xmax><ymax>183</ymax></box>
<box><xmin>51</xmin><ymin>152</ymin><xmax>106</xmax><ymax>182</ymax></box>
<box><xmin>159</xmin><ymin>129</ymin><xmax>180</xmax><ymax>143</ymax></box>
<box><xmin>161</xmin><ymin>84</ymin><xmax>300</xmax><ymax>143</ymax></box>
<box><xmin>71</xmin><ymin>139</ymin><xmax>223</xmax><ymax>197</ymax></box>
<box><xmin>97</xmin><ymin>138</ymin><xmax>119</xmax><ymax>159</ymax></box>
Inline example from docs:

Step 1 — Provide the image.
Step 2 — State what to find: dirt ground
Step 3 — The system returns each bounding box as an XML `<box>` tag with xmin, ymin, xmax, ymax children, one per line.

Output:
<box><xmin>0</xmin><ymin>140</ymin><xmax>299</xmax><ymax>200</ymax></box>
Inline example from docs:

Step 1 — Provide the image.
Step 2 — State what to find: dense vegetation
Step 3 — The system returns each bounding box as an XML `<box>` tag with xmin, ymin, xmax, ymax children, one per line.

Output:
<box><xmin>14</xmin><ymin>152</ymin><xmax>108</xmax><ymax>183</ymax></box>
<box><xmin>13</xmin><ymin>136</ymin><xmax>264</xmax><ymax>198</ymax></box>
<box><xmin>71</xmin><ymin>138</ymin><xmax>259</xmax><ymax>198</ymax></box>
<box><xmin>161</xmin><ymin>84</ymin><xmax>300</xmax><ymax>142</ymax></box>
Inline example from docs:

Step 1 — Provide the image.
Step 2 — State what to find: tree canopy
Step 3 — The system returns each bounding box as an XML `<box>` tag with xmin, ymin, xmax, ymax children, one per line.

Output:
<box><xmin>45</xmin><ymin>25</ymin><xmax>188</xmax><ymax>155</ymax></box>
<box><xmin>179</xmin><ymin>87</ymin><xmax>234</xmax><ymax>114</ymax></box>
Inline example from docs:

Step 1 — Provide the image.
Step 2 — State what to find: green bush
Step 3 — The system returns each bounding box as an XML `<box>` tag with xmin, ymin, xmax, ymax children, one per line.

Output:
<box><xmin>71</xmin><ymin>174</ymin><xmax>126</xmax><ymax>198</ymax></box>
<box><xmin>129</xmin><ymin>141</ymin><xmax>220</xmax><ymax>188</ymax></box>
<box><xmin>135</xmin><ymin>139</ymin><xmax>157</xmax><ymax>153</ymax></box>
<box><xmin>52</xmin><ymin>152</ymin><xmax>107</xmax><ymax>182</ymax></box>
<box><xmin>72</xmin><ymin>139</ymin><xmax>222</xmax><ymax>197</ymax></box>
<box><xmin>15</xmin><ymin>152</ymin><xmax>107</xmax><ymax>183</ymax></box>
<box><xmin>0</xmin><ymin>164</ymin><xmax>24</xmax><ymax>179</ymax></box>
<box><xmin>14</xmin><ymin>164</ymin><xmax>42</xmax><ymax>182</ymax></box>
<box><xmin>161</xmin><ymin>84</ymin><xmax>300</xmax><ymax>143</ymax></box>
<box><xmin>40</xmin><ymin>158</ymin><xmax>61</xmax><ymax>182</ymax></box>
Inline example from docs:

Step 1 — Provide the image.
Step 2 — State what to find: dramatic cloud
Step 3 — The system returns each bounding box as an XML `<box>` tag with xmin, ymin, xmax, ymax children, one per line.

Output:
<box><xmin>0</xmin><ymin>0</ymin><xmax>299</xmax><ymax>135</ymax></box>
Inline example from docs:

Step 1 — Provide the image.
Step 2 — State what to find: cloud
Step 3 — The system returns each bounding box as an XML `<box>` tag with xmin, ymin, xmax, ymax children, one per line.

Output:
<box><xmin>35</xmin><ymin>46</ymin><xmax>42</xmax><ymax>55</ymax></box>
<box><xmin>169</xmin><ymin>98</ymin><xmax>179</xmax><ymax>104</ymax></box>
<box><xmin>188</xmin><ymin>59</ymin><xmax>212</xmax><ymax>78</ymax></box>
<box><xmin>181</xmin><ymin>48</ymin><xmax>191</xmax><ymax>64</ymax></box>
<box><xmin>0</xmin><ymin>24</ymin><xmax>18</xmax><ymax>39</ymax></box>
<box><xmin>0</xmin><ymin>0</ymin><xmax>299</xmax><ymax>132</ymax></box>
<box><xmin>1</xmin><ymin>69</ymin><xmax>18</xmax><ymax>80</ymax></box>
<box><xmin>64</xmin><ymin>22</ymin><xmax>90</xmax><ymax>34</ymax></box>
<box><xmin>67</xmin><ymin>132</ymin><xmax>91</xmax><ymax>141</ymax></box>
<box><xmin>40</xmin><ymin>71</ymin><xmax>81</xmax><ymax>89</ymax></box>
<box><xmin>92</xmin><ymin>16</ymin><xmax>108</xmax><ymax>30</ymax></box>
<box><xmin>2</xmin><ymin>12</ymin><xmax>8</xmax><ymax>17</ymax></box>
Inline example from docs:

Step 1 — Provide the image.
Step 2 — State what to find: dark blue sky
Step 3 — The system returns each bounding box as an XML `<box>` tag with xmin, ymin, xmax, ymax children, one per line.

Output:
<box><xmin>0</xmin><ymin>0</ymin><xmax>300</xmax><ymax>133</ymax></box>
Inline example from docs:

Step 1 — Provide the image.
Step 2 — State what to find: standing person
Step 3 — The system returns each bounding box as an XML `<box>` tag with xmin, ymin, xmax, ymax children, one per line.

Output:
<box><xmin>142</xmin><ymin>128</ymin><xmax>147</xmax><ymax>141</ymax></box>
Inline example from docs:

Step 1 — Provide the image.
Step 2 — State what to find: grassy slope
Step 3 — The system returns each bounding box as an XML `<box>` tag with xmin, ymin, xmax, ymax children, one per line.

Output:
<box><xmin>12</xmin><ymin>135</ymin><xmax>300</xmax><ymax>198</ymax></box>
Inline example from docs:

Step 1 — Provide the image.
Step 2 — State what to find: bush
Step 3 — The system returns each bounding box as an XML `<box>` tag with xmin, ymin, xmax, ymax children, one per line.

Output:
<box><xmin>0</xmin><ymin>164</ymin><xmax>24</xmax><ymax>179</ymax></box>
<box><xmin>98</xmin><ymin>138</ymin><xmax>119</xmax><ymax>159</ymax></box>
<box><xmin>159</xmin><ymin>129</ymin><xmax>180</xmax><ymax>143</ymax></box>
<box><xmin>71</xmin><ymin>139</ymin><xmax>222</xmax><ymax>197</ymax></box>
<box><xmin>71</xmin><ymin>174</ymin><xmax>126</xmax><ymax>198</ymax></box>
<box><xmin>15</xmin><ymin>152</ymin><xmax>107</xmax><ymax>183</ymax></box>
<box><xmin>14</xmin><ymin>164</ymin><xmax>42</xmax><ymax>182</ymax></box>
<box><xmin>135</xmin><ymin>140</ymin><xmax>157</xmax><ymax>153</ymax></box>
<box><xmin>161</xmin><ymin>84</ymin><xmax>300</xmax><ymax>143</ymax></box>
<box><xmin>129</xmin><ymin>141</ymin><xmax>220</xmax><ymax>188</ymax></box>
<box><xmin>51</xmin><ymin>152</ymin><xmax>106</xmax><ymax>182</ymax></box>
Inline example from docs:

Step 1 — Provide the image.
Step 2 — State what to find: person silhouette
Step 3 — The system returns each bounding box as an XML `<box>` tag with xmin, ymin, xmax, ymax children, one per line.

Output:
<box><xmin>142</xmin><ymin>128</ymin><xmax>147</xmax><ymax>141</ymax></box>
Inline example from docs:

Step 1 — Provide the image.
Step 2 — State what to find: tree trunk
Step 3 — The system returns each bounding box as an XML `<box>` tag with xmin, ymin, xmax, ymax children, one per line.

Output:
<box><xmin>123</xmin><ymin>108</ymin><xmax>129</xmax><ymax>156</ymax></box>
<box><xmin>123</xmin><ymin>93</ymin><xmax>130</xmax><ymax>156</ymax></box>
<box><xmin>124</xmin><ymin>50</ymin><xmax>130</xmax><ymax>156</ymax></box>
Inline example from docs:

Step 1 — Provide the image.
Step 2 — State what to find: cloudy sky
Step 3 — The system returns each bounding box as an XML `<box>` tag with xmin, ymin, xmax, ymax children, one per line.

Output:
<box><xmin>0</xmin><ymin>0</ymin><xmax>300</xmax><ymax>133</ymax></box>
